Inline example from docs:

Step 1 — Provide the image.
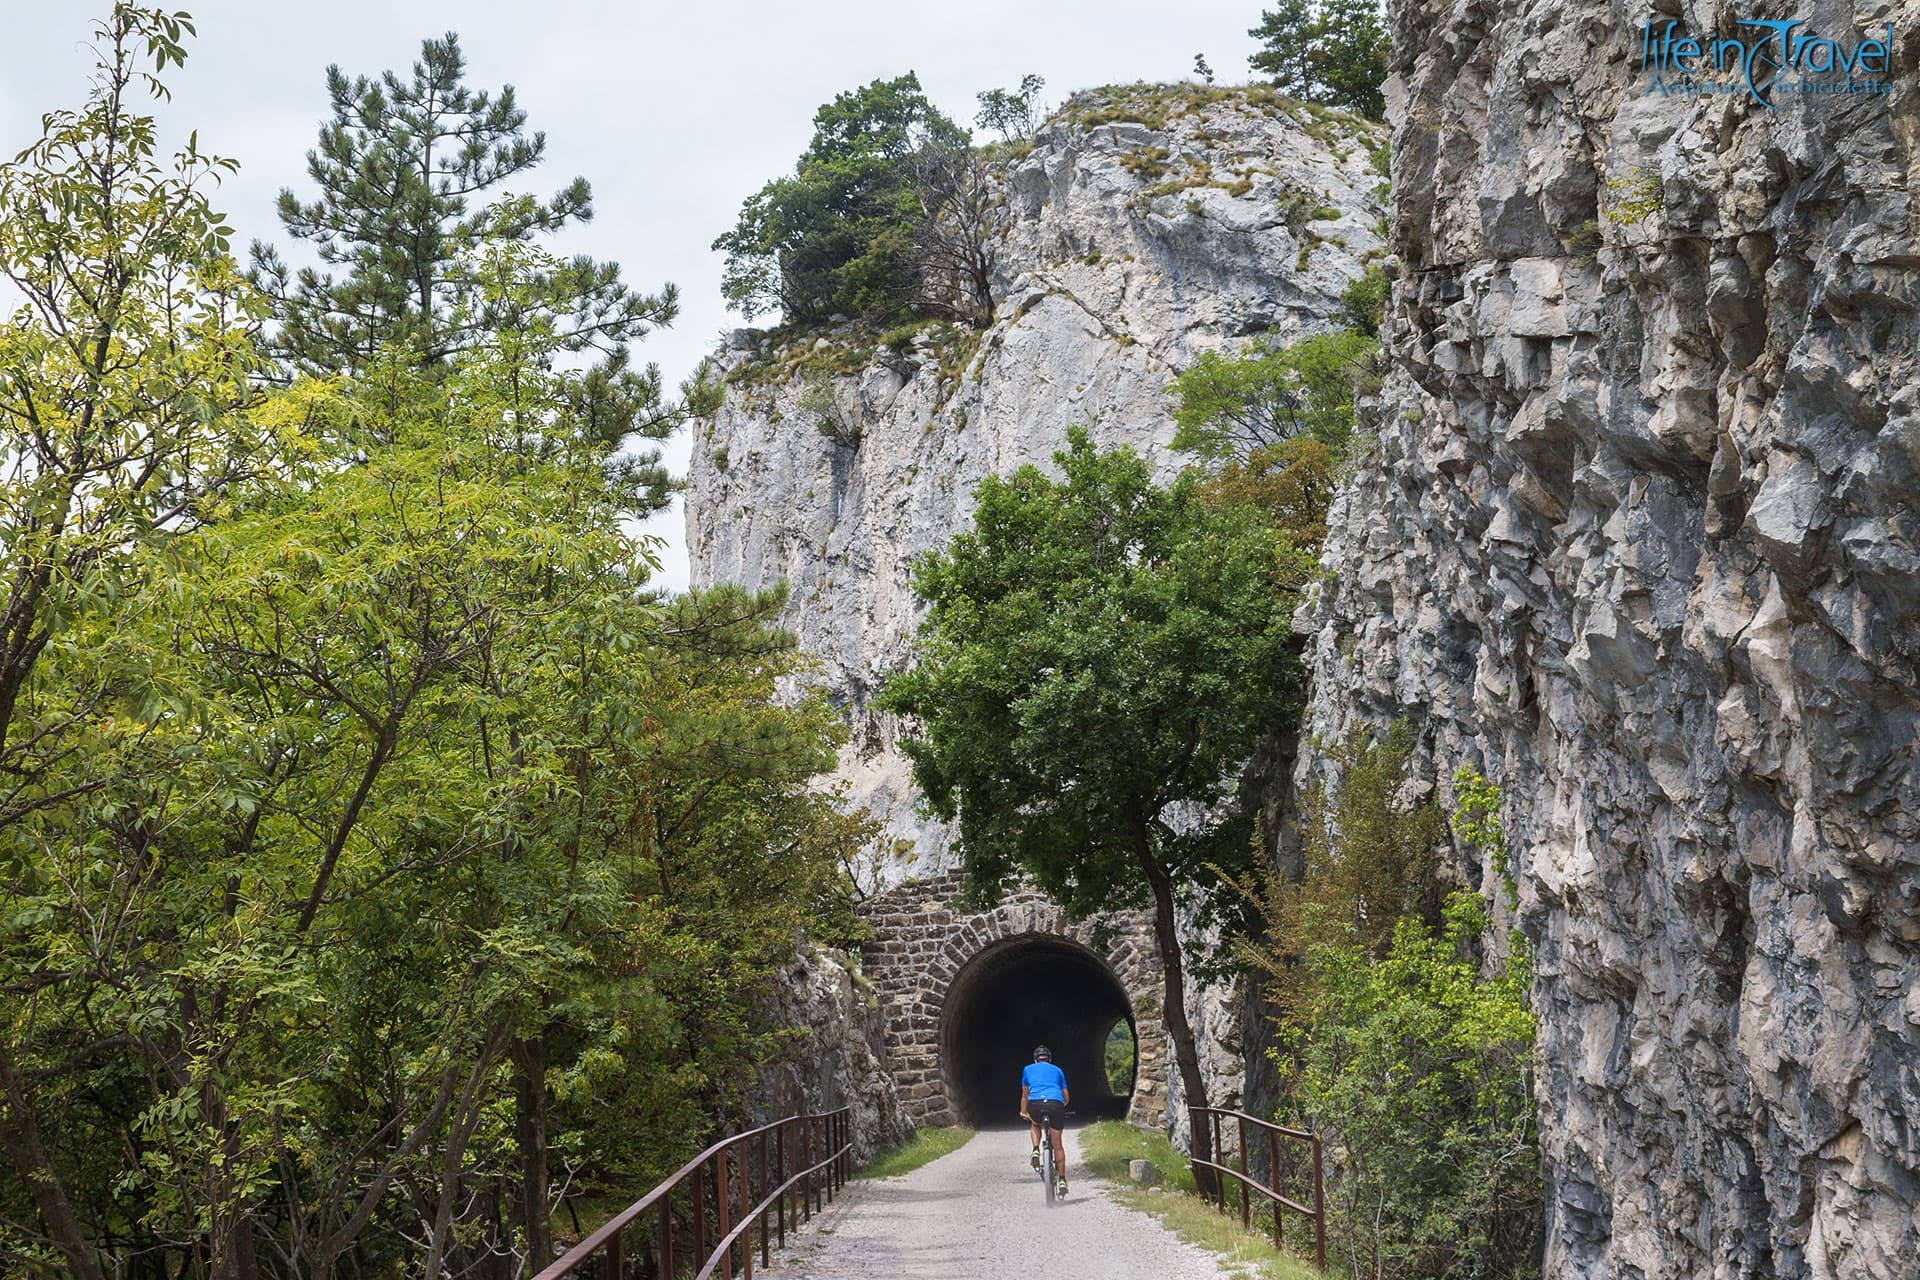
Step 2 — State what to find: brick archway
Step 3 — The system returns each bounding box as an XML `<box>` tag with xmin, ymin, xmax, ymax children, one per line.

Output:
<box><xmin>858</xmin><ymin>871</ymin><xmax>1167</xmax><ymax>1128</ymax></box>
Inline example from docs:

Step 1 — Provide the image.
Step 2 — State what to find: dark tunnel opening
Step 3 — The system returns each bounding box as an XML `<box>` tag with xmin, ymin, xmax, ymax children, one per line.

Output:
<box><xmin>938</xmin><ymin>936</ymin><xmax>1137</xmax><ymax>1126</ymax></box>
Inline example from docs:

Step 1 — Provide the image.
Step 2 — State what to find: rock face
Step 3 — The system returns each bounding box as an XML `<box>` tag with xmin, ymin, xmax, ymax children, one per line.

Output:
<box><xmin>1295</xmin><ymin>5</ymin><xmax>1920</xmax><ymax>1277</ymax></box>
<box><xmin>752</xmin><ymin>946</ymin><xmax>909</xmax><ymax>1166</ymax></box>
<box><xmin>687</xmin><ymin>84</ymin><xmax>1387</xmax><ymax>881</ymax></box>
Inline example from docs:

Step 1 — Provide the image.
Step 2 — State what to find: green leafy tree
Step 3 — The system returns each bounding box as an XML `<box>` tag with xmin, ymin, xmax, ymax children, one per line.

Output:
<box><xmin>250</xmin><ymin>33</ymin><xmax>685</xmax><ymax>505</ymax></box>
<box><xmin>1</xmin><ymin>29</ymin><xmax>863</xmax><ymax>1267</ymax></box>
<box><xmin>974</xmin><ymin>73</ymin><xmax>1045</xmax><ymax>141</ymax></box>
<box><xmin>881</xmin><ymin>430</ymin><xmax>1308</xmax><ymax>1180</ymax></box>
<box><xmin>1250</xmin><ymin>0</ymin><xmax>1390</xmax><ymax>119</ymax></box>
<box><xmin>714</xmin><ymin>73</ymin><xmax>969</xmax><ymax>324</ymax></box>
<box><xmin>1168</xmin><ymin>327</ymin><xmax>1377</xmax><ymax>460</ymax></box>
<box><xmin>0</xmin><ymin>12</ymin><xmax>268</xmax><ymax>1272</ymax></box>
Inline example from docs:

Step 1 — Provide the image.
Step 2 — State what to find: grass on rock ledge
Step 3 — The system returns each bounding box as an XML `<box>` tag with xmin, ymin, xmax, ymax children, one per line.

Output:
<box><xmin>854</xmin><ymin>1126</ymin><xmax>974</xmax><ymax>1179</ymax></box>
<box><xmin>1079</xmin><ymin>1122</ymin><xmax>1327</xmax><ymax>1280</ymax></box>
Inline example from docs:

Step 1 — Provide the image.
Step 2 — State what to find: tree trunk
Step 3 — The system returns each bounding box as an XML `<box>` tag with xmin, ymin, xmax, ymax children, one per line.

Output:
<box><xmin>1131</xmin><ymin>831</ymin><xmax>1218</xmax><ymax>1198</ymax></box>
<box><xmin>0</xmin><ymin>1045</ymin><xmax>106</xmax><ymax>1280</ymax></box>
<box><xmin>512</xmin><ymin>1031</ymin><xmax>550</xmax><ymax>1270</ymax></box>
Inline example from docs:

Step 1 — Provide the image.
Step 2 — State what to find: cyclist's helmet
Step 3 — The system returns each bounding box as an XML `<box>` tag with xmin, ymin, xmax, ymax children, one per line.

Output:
<box><xmin>1033</xmin><ymin>1045</ymin><xmax>1052</xmax><ymax>1061</ymax></box>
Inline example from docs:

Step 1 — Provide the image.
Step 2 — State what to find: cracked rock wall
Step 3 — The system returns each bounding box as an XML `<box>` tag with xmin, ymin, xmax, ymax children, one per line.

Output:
<box><xmin>1298</xmin><ymin>1</ymin><xmax>1920</xmax><ymax>1276</ymax></box>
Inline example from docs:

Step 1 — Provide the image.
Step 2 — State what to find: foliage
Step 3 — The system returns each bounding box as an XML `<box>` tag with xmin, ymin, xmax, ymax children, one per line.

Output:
<box><xmin>0</xmin><ymin>18</ymin><xmax>864</xmax><ymax>1277</ymax></box>
<box><xmin>881</xmin><ymin>430</ymin><xmax>1308</xmax><ymax>1158</ymax></box>
<box><xmin>0</xmin><ymin>12</ymin><xmax>266</xmax><ymax>1278</ymax></box>
<box><xmin>1104</xmin><ymin>1020</ymin><xmax>1138</xmax><ymax>1093</ymax></box>
<box><xmin>1603</xmin><ymin>167</ymin><xmax>1663</xmax><ymax>227</ymax></box>
<box><xmin>1336</xmin><ymin>261</ymin><xmax>1390</xmax><ymax>337</ymax></box>
<box><xmin>713</xmin><ymin>74</ymin><xmax>970</xmax><ymax>326</ymax></box>
<box><xmin>1280</xmin><ymin>895</ymin><xmax>1541</xmax><ymax>1280</ymax></box>
<box><xmin>1242</xmin><ymin>736</ymin><xmax>1542</xmax><ymax>1280</ymax></box>
<box><xmin>1250</xmin><ymin>0</ymin><xmax>1390</xmax><ymax>119</ymax></box>
<box><xmin>975</xmin><ymin>74</ymin><xmax>1045</xmax><ymax>141</ymax></box>
<box><xmin>1167</xmin><ymin>327</ymin><xmax>1378</xmax><ymax>460</ymax></box>
<box><xmin>1193</xmin><ymin>436</ymin><xmax>1344</xmax><ymax>554</ymax></box>
<box><xmin>802</xmin><ymin>369</ymin><xmax>860</xmax><ymax>447</ymax></box>
<box><xmin>249</xmin><ymin>32</ymin><xmax>687</xmax><ymax>507</ymax></box>
<box><xmin>1451</xmin><ymin>764</ymin><xmax>1517</xmax><ymax>908</ymax></box>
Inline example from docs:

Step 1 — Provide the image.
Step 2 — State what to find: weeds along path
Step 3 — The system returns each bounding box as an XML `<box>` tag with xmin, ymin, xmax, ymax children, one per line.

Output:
<box><xmin>764</xmin><ymin>1128</ymin><xmax>1232</xmax><ymax>1279</ymax></box>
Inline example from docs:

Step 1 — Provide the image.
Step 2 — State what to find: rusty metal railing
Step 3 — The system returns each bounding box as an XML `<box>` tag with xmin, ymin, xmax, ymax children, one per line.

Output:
<box><xmin>535</xmin><ymin>1108</ymin><xmax>852</xmax><ymax>1280</ymax></box>
<box><xmin>1187</xmin><ymin>1105</ymin><xmax>1325</xmax><ymax>1271</ymax></box>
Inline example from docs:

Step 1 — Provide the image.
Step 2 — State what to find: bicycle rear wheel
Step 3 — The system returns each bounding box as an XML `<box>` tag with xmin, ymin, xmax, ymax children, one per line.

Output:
<box><xmin>1042</xmin><ymin>1124</ymin><xmax>1056</xmax><ymax>1206</ymax></box>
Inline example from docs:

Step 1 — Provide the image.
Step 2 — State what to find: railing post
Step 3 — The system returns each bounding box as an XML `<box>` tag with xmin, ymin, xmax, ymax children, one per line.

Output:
<box><xmin>1238</xmin><ymin>1114</ymin><xmax>1251</xmax><ymax>1228</ymax></box>
<box><xmin>1268</xmin><ymin>1128</ymin><xmax>1282</xmax><ymax>1251</ymax></box>
<box><xmin>715</xmin><ymin>1142</ymin><xmax>733</xmax><ymax>1280</ymax></box>
<box><xmin>835</xmin><ymin>1112</ymin><xmax>846</xmax><ymax>1193</ymax></box>
<box><xmin>803</xmin><ymin>1114</ymin><xmax>816</xmax><ymax>1217</ymax></box>
<box><xmin>692</xmin><ymin>1161</ymin><xmax>707</xmax><ymax>1264</ymax></box>
<box><xmin>741</xmin><ymin>1136</ymin><xmax>755</xmax><ymax>1280</ymax></box>
<box><xmin>658</xmin><ymin>1190</ymin><xmax>673</xmax><ymax>1280</ymax></box>
<box><xmin>603</xmin><ymin>1223</ymin><xmax>622</xmax><ymax>1280</ymax></box>
<box><xmin>1210</xmin><ymin>1111</ymin><xmax>1224</xmax><ymax>1211</ymax></box>
<box><xmin>1311</xmin><ymin>1133</ymin><xmax>1326</xmax><ymax>1272</ymax></box>
<box><xmin>775</xmin><ymin>1123</ymin><xmax>787</xmax><ymax>1248</ymax></box>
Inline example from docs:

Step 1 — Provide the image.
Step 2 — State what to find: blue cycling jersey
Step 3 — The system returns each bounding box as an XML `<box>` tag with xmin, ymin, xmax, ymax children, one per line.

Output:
<box><xmin>1022</xmin><ymin>1061</ymin><xmax>1067</xmax><ymax>1102</ymax></box>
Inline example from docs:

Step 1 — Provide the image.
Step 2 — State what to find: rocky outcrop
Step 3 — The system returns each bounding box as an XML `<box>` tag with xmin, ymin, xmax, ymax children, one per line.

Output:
<box><xmin>753</xmin><ymin>945</ymin><xmax>909</xmax><ymax>1166</ymax></box>
<box><xmin>687</xmin><ymin>84</ymin><xmax>1387</xmax><ymax>882</ymax></box>
<box><xmin>1296</xmin><ymin>4</ymin><xmax>1920</xmax><ymax>1277</ymax></box>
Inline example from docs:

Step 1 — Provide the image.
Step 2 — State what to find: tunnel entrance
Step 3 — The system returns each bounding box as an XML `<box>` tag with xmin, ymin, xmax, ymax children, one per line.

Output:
<box><xmin>937</xmin><ymin>935</ymin><xmax>1137</xmax><ymax>1126</ymax></box>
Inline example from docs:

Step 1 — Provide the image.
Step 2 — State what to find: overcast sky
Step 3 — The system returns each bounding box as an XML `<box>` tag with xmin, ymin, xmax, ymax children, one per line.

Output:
<box><xmin>1</xmin><ymin>1</ymin><xmax>1270</xmax><ymax>590</ymax></box>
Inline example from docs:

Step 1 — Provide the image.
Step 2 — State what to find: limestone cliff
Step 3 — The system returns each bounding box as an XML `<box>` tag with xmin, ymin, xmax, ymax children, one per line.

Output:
<box><xmin>1296</xmin><ymin>3</ymin><xmax>1920</xmax><ymax>1277</ymax></box>
<box><xmin>686</xmin><ymin>84</ymin><xmax>1387</xmax><ymax>881</ymax></box>
<box><xmin>752</xmin><ymin>945</ymin><xmax>908</xmax><ymax>1165</ymax></box>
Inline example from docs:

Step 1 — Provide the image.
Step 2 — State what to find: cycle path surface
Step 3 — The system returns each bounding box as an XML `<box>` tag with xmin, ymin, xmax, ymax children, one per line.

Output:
<box><xmin>763</xmin><ymin>1128</ymin><xmax>1237</xmax><ymax>1279</ymax></box>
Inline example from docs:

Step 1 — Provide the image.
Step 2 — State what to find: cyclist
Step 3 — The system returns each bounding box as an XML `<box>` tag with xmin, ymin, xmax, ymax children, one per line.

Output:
<box><xmin>1019</xmin><ymin>1044</ymin><xmax>1070</xmax><ymax>1197</ymax></box>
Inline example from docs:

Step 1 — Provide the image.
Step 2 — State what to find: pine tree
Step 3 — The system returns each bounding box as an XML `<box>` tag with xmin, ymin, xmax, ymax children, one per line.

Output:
<box><xmin>251</xmin><ymin>33</ymin><xmax>685</xmax><ymax>502</ymax></box>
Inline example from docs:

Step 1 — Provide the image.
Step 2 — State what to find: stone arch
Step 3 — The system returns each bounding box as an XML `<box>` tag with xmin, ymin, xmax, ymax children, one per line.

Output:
<box><xmin>936</xmin><ymin>932</ymin><xmax>1135</xmax><ymax>1124</ymax></box>
<box><xmin>858</xmin><ymin>872</ymin><xmax>1168</xmax><ymax>1128</ymax></box>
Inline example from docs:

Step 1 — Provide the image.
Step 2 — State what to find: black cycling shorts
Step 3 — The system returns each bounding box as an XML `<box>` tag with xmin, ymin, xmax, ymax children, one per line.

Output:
<box><xmin>1028</xmin><ymin>1098</ymin><xmax>1067</xmax><ymax>1130</ymax></box>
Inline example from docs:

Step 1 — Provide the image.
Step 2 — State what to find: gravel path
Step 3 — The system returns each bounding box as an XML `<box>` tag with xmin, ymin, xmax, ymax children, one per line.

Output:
<box><xmin>761</xmin><ymin>1129</ymin><xmax>1234</xmax><ymax>1279</ymax></box>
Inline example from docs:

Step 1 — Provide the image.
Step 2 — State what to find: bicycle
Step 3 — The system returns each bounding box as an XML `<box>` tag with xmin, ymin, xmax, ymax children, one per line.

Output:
<box><xmin>1024</xmin><ymin>1105</ymin><xmax>1069</xmax><ymax>1206</ymax></box>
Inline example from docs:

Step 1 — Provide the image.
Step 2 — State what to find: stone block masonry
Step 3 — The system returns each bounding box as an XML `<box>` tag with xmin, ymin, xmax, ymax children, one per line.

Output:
<box><xmin>856</xmin><ymin>870</ymin><xmax>1169</xmax><ymax>1130</ymax></box>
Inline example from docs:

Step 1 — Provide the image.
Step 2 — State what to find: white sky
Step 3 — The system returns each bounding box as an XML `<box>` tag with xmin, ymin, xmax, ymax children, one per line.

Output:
<box><xmin>1</xmin><ymin>1</ymin><xmax>1269</xmax><ymax>591</ymax></box>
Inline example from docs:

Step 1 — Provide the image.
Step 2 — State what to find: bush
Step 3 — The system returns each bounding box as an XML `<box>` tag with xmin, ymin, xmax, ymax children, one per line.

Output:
<box><xmin>1242</xmin><ymin>734</ymin><xmax>1544</xmax><ymax>1280</ymax></box>
<box><xmin>1336</xmin><ymin>262</ymin><xmax>1390</xmax><ymax>338</ymax></box>
<box><xmin>1167</xmin><ymin>327</ymin><xmax>1379</xmax><ymax>461</ymax></box>
<box><xmin>1282</xmin><ymin>894</ymin><xmax>1542</xmax><ymax>1279</ymax></box>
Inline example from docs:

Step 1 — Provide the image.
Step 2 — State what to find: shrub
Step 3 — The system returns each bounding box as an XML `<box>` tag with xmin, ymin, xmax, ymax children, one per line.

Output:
<box><xmin>1167</xmin><ymin>327</ymin><xmax>1379</xmax><ymax>460</ymax></box>
<box><xmin>1241</xmin><ymin>733</ymin><xmax>1543</xmax><ymax>1280</ymax></box>
<box><xmin>1336</xmin><ymin>262</ymin><xmax>1390</xmax><ymax>337</ymax></box>
<box><xmin>1281</xmin><ymin>893</ymin><xmax>1541</xmax><ymax>1280</ymax></box>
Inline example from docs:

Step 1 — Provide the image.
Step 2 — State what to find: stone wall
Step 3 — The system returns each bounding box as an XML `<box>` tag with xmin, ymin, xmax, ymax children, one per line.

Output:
<box><xmin>856</xmin><ymin>871</ymin><xmax>1171</xmax><ymax>1128</ymax></box>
